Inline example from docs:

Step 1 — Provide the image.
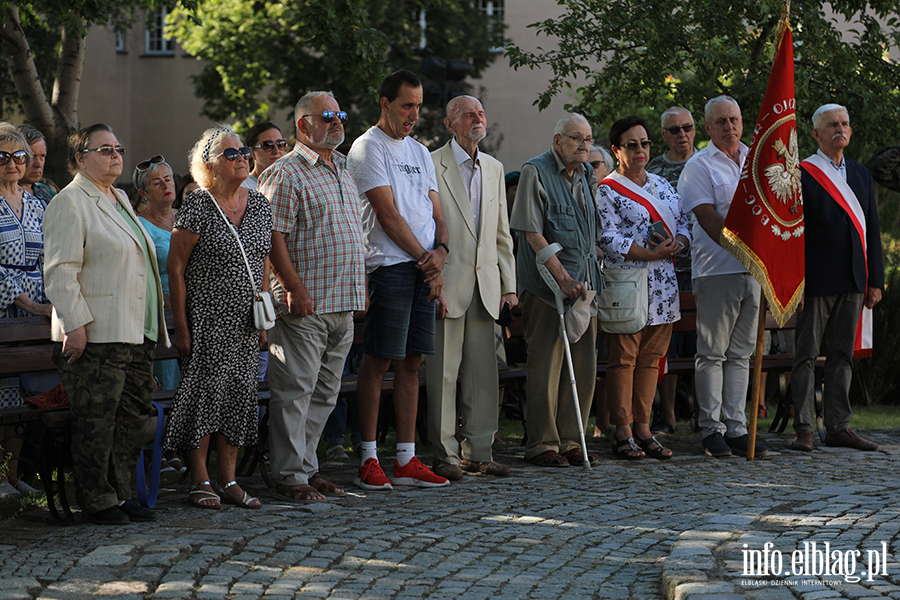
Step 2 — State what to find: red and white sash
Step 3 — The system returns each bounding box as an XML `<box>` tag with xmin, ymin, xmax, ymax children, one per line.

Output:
<box><xmin>800</xmin><ymin>154</ymin><xmax>872</xmax><ymax>357</ymax></box>
<box><xmin>601</xmin><ymin>171</ymin><xmax>676</xmax><ymax>376</ymax></box>
<box><xmin>601</xmin><ymin>171</ymin><xmax>677</xmax><ymax>239</ymax></box>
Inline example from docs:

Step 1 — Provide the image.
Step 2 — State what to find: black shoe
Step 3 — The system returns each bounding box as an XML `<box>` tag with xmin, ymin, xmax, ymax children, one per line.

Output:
<box><xmin>650</xmin><ymin>419</ymin><xmax>676</xmax><ymax>437</ymax></box>
<box><xmin>84</xmin><ymin>505</ymin><xmax>130</xmax><ymax>525</ymax></box>
<box><xmin>725</xmin><ymin>434</ymin><xmax>770</xmax><ymax>457</ymax></box>
<box><xmin>702</xmin><ymin>432</ymin><xmax>732</xmax><ymax>458</ymax></box>
<box><xmin>120</xmin><ymin>500</ymin><xmax>156</xmax><ymax>522</ymax></box>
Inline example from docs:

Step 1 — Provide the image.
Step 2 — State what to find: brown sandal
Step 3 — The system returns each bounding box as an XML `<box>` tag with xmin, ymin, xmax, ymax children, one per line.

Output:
<box><xmin>273</xmin><ymin>483</ymin><xmax>324</xmax><ymax>503</ymax></box>
<box><xmin>563</xmin><ymin>447</ymin><xmax>598</xmax><ymax>466</ymax></box>
<box><xmin>525</xmin><ymin>450</ymin><xmax>570</xmax><ymax>467</ymax></box>
<box><xmin>309</xmin><ymin>472</ymin><xmax>346</xmax><ymax>496</ymax></box>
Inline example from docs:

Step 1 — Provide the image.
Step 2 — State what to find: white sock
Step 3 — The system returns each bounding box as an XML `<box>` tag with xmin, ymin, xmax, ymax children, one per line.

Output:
<box><xmin>360</xmin><ymin>440</ymin><xmax>378</xmax><ymax>465</ymax></box>
<box><xmin>396</xmin><ymin>443</ymin><xmax>416</xmax><ymax>467</ymax></box>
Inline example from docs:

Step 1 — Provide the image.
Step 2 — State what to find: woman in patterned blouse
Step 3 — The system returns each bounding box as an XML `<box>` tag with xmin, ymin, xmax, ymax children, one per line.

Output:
<box><xmin>597</xmin><ymin>116</ymin><xmax>691</xmax><ymax>461</ymax></box>
<box><xmin>0</xmin><ymin>122</ymin><xmax>52</xmax><ymax>498</ymax></box>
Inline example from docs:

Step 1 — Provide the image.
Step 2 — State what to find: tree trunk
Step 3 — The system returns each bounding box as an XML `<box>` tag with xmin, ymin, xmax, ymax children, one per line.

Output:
<box><xmin>1</xmin><ymin>0</ymin><xmax>84</xmax><ymax>187</ymax></box>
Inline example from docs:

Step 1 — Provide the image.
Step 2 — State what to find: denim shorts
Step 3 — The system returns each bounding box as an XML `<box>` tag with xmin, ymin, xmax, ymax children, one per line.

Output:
<box><xmin>364</xmin><ymin>262</ymin><xmax>435</xmax><ymax>360</ymax></box>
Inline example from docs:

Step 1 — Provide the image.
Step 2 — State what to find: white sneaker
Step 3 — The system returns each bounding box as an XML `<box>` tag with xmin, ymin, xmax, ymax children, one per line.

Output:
<box><xmin>0</xmin><ymin>481</ymin><xmax>21</xmax><ymax>498</ymax></box>
<box><xmin>15</xmin><ymin>480</ymin><xmax>43</xmax><ymax>497</ymax></box>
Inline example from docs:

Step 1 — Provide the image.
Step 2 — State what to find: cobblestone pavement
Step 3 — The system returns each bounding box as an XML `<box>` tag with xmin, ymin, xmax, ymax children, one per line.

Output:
<box><xmin>1</xmin><ymin>429</ymin><xmax>899</xmax><ymax>600</ymax></box>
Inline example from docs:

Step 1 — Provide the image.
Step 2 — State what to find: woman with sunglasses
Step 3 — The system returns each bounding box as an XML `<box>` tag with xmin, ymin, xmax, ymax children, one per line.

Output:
<box><xmin>243</xmin><ymin>121</ymin><xmax>287</xmax><ymax>190</ymax></box>
<box><xmin>0</xmin><ymin>123</ymin><xmax>52</xmax><ymax>498</ymax></box>
<box><xmin>165</xmin><ymin>124</ymin><xmax>271</xmax><ymax>509</ymax></box>
<box><xmin>133</xmin><ymin>156</ymin><xmax>180</xmax><ymax>387</ymax></box>
<box><xmin>43</xmin><ymin>124</ymin><xmax>168</xmax><ymax>524</ymax></box>
<box><xmin>597</xmin><ymin>115</ymin><xmax>691</xmax><ymax>460</ymax></box>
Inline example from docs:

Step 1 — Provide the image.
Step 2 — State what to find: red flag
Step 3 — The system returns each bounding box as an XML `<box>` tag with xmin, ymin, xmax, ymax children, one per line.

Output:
<box><xmin>721</xmin><ymin>25</ymin><xmax>804</xmax><ymax>327</ymax></box>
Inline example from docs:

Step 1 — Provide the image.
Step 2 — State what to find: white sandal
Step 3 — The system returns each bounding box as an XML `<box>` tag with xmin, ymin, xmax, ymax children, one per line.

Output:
<box><xmin>188</xmin><ymin>481</ymin><xmax>221</xmax><ymax>509</ymax></box>
<box><xmin>215</xmin><ymin>480</ymin><xmax>261</xmax><ymax>509</ymax></box>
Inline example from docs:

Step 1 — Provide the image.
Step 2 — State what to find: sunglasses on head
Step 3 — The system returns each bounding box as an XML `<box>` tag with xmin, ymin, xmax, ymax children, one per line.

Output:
<box><xmin>136</xmin><ymin>155</ymin><xmax>165</xmax><ymax>171</ymax></box>
<box><xmin>217</xmin><ymin>147</ymin><xmax>253</xmax><ymax>161</ymax></box>
<box><xmin>303</xmin><ymin>111</ymin><xmax>348</xmax><ymax>124</ymax></box>
<box><xmin>664</xmin><ymin>124</ymin><xmax>694</xmax><ymax>134</ymax></box>
<box><xmin>254</xmin><ymin>139</ymin><xmax>288</xmax><ymax>152</ymax></box>
<box><xmin>0</xmin><ymin>150</ymin><xmax>28</xmax><ymax>166</ymax></box>
<box><xmin>83</xmin><ymin>145</ymin><xmax>125</xmax><ymax>157</ymax></box>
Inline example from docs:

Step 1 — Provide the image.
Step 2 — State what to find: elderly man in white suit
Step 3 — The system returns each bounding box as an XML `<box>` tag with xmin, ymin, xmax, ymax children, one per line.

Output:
<box><xmin>426</xmin><ymin>96</ymin><xmax>517</xmax><ymax>480</ymax></box>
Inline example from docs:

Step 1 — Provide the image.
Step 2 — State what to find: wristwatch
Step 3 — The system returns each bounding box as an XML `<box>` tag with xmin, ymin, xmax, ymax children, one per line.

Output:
<box><xmin>436</xmin><ymin>242</ymin><xmax>449</xmax><ymax>255</ymax></box>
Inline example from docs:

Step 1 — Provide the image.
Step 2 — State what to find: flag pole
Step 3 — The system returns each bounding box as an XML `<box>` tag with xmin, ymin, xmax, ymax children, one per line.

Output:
<box><xmin>746</xmin><ymin>296</ymin><xmax>768</xmax><ymax>461</ymax></box>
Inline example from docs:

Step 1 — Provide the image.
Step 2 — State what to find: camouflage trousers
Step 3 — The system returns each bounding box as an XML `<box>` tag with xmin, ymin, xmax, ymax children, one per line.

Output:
<box><xmin>53</xmin><ymin>339</ymin><xmax>156</xmax><ymax>512</ymax></box>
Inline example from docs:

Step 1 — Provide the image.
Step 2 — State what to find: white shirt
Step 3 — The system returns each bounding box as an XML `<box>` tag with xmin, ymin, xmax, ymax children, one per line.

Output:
<box><xmin>450</xmin><ymin>138</ymin><xmax>482</xmax><ymax>234</ymax></box>
<box><xmin>347</xmin><ymin>126</ymin><xmax>439</xmax><ymax>272</ymax></box>
<box><xmin>677</xmin><ymin>140</ymin><xmax>749</xmax><ymax>278</ymax></box>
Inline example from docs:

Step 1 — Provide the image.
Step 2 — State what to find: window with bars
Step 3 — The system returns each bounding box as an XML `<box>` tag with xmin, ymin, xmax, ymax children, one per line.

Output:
<box><xmin>478</xmin><ymin>0</ymin><xmax>505</xmax><ymax>50</ymax></box>
<box><xmin>145</xmin><ymin>8</ymin><xmax>175</xmax><ymax>55</ymax></box>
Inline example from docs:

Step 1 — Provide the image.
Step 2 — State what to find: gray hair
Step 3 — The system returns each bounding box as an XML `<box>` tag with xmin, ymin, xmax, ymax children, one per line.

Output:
<box><xmin>18</xmin><ymin>124</ymin><xmax>45</xmax><ymax>146</ymax></box>
<box><xmin>590</xmin><ymin>145</ymin><xmax>615</xmax><ymax>172</ymax></box>
<box><xmin>0</xmin><ymin>122</ymin><xmax>33</xmax><ymax>169</ymax></box>
<box><xmin>660</xmin><ymin>106</ymin><xmax>693</xmax><ymax>128</ymax></box>
<box><xmin>132</xmin><ymin>159</ymin><xmax>173</xmax><ymax>192</ymax></box>
<box><xmin>189</xmin><ymin>124</ymin><xmax>237</xmax><ymax>188</ymax></box>
<box><xmin>554</xmin><ymin>113</ymin><xmax>589</xmax><ymax>136</ymax></box>
<box><xmin>704</xmin><ymin>96</ymin><xmax>740</xmax><ymax>121</ymax></box>
<box><xmin>294</xmin><ymin>91</ymin><xmax>335</xmax><ymax>132</ymax></box>
<box><xmin>812</xmin><ymin>103</ymin><xmax>849</xmax><ymax>129</ymax></box>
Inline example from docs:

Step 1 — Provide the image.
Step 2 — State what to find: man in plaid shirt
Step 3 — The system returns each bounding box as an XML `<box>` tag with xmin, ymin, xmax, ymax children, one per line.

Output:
<box><xmin>260</xmin><ymin>91</ymin><xmax>366</xmax><ymax>502</ymax></box>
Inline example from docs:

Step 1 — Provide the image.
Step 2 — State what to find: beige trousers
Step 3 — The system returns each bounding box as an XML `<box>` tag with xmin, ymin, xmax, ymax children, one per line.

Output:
<box><xmin>425</xmin><ymin>288</ymin><xmax>499</xmax><ymax>464</ymax></box>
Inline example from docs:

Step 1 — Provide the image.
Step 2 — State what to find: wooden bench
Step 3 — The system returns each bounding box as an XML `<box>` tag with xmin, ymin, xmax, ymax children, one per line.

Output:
<box><xmin>0</xmin><ymin>312</ymin><xmax>180</xmax><ymax>524</ymax></box>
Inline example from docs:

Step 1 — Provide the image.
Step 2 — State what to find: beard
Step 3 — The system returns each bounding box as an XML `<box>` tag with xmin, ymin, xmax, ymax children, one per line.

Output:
<box><xmin>464</xmin><ymin>125</ymin><xmax>486</xmax><ymax>144</ymax></box>
<box><xmin>311</xmin><ymin>128</ymin><xmax>345</xmax><ymax>150</ymax></box>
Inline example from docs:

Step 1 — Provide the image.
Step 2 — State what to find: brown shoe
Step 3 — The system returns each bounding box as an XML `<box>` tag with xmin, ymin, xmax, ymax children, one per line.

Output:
<box><xmin>824</xmin><ymin>428</ymin><xmax>878</xmax><ymax>451</ymax></box>
<box><xmin>431</xmin><ymin>460</ymin><xmax>464</xmax><ymax>481</ymax></box>
<box><xmin>791</xmin><ymin>430</ymin><xmax>814</xmax><ymax>452</ymax></box>
<box><xmin>460</xmin><ymin>458</ymin><xmax>511</xmax><ymax>476</ymax></box>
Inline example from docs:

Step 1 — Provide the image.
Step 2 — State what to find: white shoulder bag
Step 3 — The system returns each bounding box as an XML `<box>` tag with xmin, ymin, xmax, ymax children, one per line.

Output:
<box><xmin>206</xmin><ymin>189</ymin><xmax>276</xmax><ymax>330</ymax></box>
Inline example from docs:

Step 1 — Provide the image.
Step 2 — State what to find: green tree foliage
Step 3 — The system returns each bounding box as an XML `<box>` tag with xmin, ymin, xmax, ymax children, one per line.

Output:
<box><xmin>506</xmin><ymin>0</ymin><xmax>900</xmax><ymax>162</ymax></box>
<box><xmin>168</xmin><ymin>0</ymin><xmax>503</xmax><ymax>141</ymax></box>
<box><xmin>1</xmin><ymin>0</ymin><xmax>179</xmax><ymax>185</ymax></box>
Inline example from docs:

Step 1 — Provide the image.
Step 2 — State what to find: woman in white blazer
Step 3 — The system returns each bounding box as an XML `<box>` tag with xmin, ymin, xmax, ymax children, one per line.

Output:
<box><xmin>44</xmin><ymin>124</ymin><xmax>168</xmax><ymax>525</ymax></box>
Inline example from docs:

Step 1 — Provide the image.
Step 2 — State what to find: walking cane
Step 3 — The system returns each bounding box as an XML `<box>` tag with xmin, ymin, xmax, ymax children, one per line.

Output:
<box><xmin>535</xmin><ymin>243</ymin><xmax>592</xmax><ymax>469</ymax></box>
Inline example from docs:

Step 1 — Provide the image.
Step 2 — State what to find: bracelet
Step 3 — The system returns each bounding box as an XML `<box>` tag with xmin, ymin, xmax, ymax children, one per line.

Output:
<box><xmin>436</xmin><ymin>242</ymin><xmax>449</xmax><ymax>255</ymax></box>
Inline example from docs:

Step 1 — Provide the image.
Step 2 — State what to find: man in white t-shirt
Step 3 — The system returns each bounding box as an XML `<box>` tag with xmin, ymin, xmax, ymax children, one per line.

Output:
<box><xmin>677</xmin><ymin>95</ymin><xmax>768</xmax><ymax>459</ymax></box>
<box><xmin>347</xmin><ymin>70</ymin><xmax>451</xmax><ymax>491</ymax></box>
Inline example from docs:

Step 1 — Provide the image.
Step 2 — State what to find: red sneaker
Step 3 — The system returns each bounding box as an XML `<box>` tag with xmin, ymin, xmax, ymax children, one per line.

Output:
<box><xmin>391</xmin><ymin>456</ymin><xmax>450</xmax><ymax>488</ymax></box>
<box><xmin>354</xmin><ymin>458</ymin><xmax>393</xmax><ymax>491</ymax></box>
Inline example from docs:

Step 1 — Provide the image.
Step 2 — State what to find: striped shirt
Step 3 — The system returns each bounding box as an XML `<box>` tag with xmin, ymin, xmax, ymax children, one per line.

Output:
<box><xmin>259</xmin><ymin>143</ymin><xmax>366</xmax><ymax>316</ymax></box>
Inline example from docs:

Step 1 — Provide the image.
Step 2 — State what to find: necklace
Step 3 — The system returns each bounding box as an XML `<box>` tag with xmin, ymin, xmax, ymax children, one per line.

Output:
<box><xmin>213</xmin><ymin>190</ymin><xmax>242</xmax><ymax>214</ymax></box>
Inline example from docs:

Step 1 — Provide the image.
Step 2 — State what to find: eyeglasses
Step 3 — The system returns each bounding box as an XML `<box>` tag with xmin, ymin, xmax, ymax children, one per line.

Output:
<box><xmin>253</xmin><ymin>139</ymin><xmax>288</xmax><ymax>152</ymax></box>
<box><xmin>0</xmin><ymin>150</ymin><xmax>28</xmax><ymax>166</ymax></box>
<box><xmin>303</xmin><ymin>111</ymin><xmax>348</xmax><ymax>124</ymax></box>
<box><xmin>563</xmin><ymin>134</ymin><xmax>593</xmax><ymax>146</ymax></box>
<box><xmin>83</xmin><ymin>145</ymin><xmax>125</xmax><ymax>157</ymax></box>
<box><xmin>620</xmin><ymin>141</ymin><xmax>652</xmax><ymax>151</ymax></box>
<box><xmin>589</xmin><ymin>161</ymin><xmax>604</xmax><ymax>170</ymax></box>
<box><xmin>663</xmin><ymin>124</ymin><xmax>694</xmax><ymax>134</ymax></box>
<box><xmin>216</xmin><ymin>147</ymin><xmax>253</xmax><ymax>161</ymax></box>
<box><xmin>136</xmin><ymin>155</ymin><xmax>165</xmax><ymax>171</ymax></box>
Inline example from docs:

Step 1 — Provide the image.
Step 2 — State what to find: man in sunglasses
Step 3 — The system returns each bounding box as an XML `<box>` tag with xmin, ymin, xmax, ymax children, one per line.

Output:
<box><xmin>425</xmin><ymin>95</ymin><xmax>517</xmax><ymax>481</ymax></box>
<box><xmin>347</xmin><ymin>69</ymin><xmax>451</xmax><ymax>491</ymax></box>
<box><xmin>259</xmin><ymin>92</ymin><xmax>366</xmax><ymax>502</ymax></box>
<box><xmin>647</xmin><ymin>107</ymin><xmax>698</xmax><ymax>187</ymax></box>
<box><xmin>678</xmin><ymin>96</ymin><xmax>767</xmax><ymax>459</ymax></box>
